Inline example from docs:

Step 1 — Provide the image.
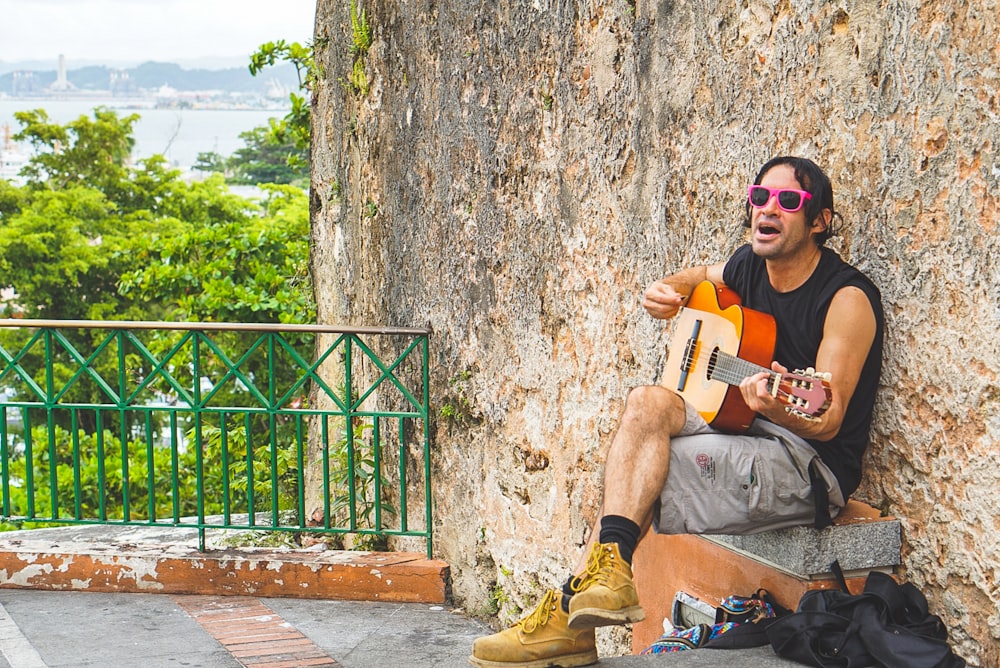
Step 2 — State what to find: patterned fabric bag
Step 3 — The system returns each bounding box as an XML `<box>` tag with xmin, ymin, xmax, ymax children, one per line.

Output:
<box><xmin>641</xmin><ymin>589</ymin><xmax>785</xmax><ymax>654</ymax></box>
<box><xmin>641</xmin><ymin>621</ymin><xmax>738</xmax><ymax>654</ymax></box>
<box><xmin>716</xmin><ymin>590</ymin><xmax>782</xmax><ymax>624</ymax></box>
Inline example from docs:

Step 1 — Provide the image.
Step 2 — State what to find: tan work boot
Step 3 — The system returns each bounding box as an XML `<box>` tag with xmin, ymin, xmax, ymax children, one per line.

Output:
<box><xmin>469</xmin><ymin>589</ymin><xmax>598</xmax><ymax>668</ymax></box>
<box><xmin>567</xmin><ymin>542</ymin><xmax>645</xmax><ymax>629</ymax></box>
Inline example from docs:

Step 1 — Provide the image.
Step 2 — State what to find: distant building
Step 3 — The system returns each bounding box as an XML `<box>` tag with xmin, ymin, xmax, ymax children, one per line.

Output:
<box><xmin>155</xmin><ymin>84</ymin><xmax>181</xmax><ymax>108</ymax></box>
<box><xmin>47</xmin><ymin>54</ymin><xmax>76</xmax><ymax>92</ymax></box>
<box><xmin>110</xmin><ymin>70</ymin><xmax>135</xmax><ymax>96</ymax></box>
<box><xmin>0</xmin><ymin>123</ymin><xmax>29</xmax><ymax>185</ymax></box>
<box><xmin>11</xmin><ymin>71</ymin><xmax>40</xmax><ymax>96</ymax></box>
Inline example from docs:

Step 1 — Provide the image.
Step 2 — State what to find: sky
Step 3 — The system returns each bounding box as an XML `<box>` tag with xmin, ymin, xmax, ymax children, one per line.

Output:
<box><xmin>0</xmin><ymin>0</ymin><xmax>316</xmax><ymax>66</ymax></box>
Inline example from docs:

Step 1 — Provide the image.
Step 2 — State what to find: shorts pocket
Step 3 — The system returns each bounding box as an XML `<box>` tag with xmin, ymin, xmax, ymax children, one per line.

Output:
<box><xmin>747</xmin><ymin>438</ymin><xmax>815</xmax><ymax>525</ymax></box>
<box><xmin>747</xmin><ymin>453</ymin><xmax>770</xmax><ymax>521</ymax></box>
<box><xmin>678</xmin><ymin>448</ymin><xmax>758</xmax><ymax>534</ymax></box>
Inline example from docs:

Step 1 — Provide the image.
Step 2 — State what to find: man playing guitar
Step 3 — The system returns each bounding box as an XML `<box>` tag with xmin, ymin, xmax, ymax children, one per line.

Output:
<box><xmin>471</xmin><ymin>156</ymin><xmax>884</xmax><ymax>668</ymax></box>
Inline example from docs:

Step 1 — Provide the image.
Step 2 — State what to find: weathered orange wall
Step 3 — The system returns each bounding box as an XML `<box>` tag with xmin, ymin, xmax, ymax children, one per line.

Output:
<box><xmin>311</xmin><ymin>1</ymin><xmax>1000</xmax><ymax>663</ymax></box>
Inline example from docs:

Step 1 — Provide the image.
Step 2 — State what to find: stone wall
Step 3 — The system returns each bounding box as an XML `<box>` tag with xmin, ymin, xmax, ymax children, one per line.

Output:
<box><xmin>311</xmin><ymin>0</ymin><xmax>1000</xmax><ymax>662</ymax></box>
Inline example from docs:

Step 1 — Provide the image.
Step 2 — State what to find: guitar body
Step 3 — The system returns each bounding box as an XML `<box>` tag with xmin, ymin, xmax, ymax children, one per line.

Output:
<box><xmin>662</xmin><ymin>281</ymin><xmax>777</xmax><ymax>433</ymax></box>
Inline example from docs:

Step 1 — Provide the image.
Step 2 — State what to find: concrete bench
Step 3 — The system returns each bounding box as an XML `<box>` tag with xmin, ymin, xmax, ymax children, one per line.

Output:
<box><xmin>631</xmin><ymin>500</ymin><xmax>901</xmax><ymax>652</ymax></box>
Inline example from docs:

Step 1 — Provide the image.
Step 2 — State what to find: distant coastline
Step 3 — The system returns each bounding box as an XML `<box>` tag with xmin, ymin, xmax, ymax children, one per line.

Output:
<box><xmin>0</xmin><ymin>56</ymin><xmax>299</xmax><ymax>177</ymax></box>
<box><xmin>0</xmin><ymin>57</ymin><xmax>299</xmax><ymax>108</ymax></box>
<box><xmin>1</xmin><ymin>98</ymin><xmax>289</xmax><ymax>177</ymax></box>
<box><xmin>0</xmin><ymin>56</ymin><xmax>260</xmax><ymax>75</ymax></box>
<box><xmin>0</xmin><ymin>93</ymin><xmax>292</xmax><ymax>112</ymax></box>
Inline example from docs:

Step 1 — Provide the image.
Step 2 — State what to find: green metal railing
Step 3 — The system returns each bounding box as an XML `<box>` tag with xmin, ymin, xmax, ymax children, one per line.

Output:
<box><xmin>0</xmin><ymin>320</ymin><xmax>433</xmax><ymax>557</ymax></box>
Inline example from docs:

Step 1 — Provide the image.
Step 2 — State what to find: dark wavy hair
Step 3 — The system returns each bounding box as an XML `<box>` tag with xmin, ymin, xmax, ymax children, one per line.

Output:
<box><xmin>742</xmin><ymin>156</ymin><xmax>841</xmax><ymax>246</ymax></box>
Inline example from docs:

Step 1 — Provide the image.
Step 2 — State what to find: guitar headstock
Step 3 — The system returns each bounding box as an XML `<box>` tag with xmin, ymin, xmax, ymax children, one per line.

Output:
<box><xmin>775</xmin><ymin>367</ymin><xmax>832</xmax><ymax>421</ymax></box>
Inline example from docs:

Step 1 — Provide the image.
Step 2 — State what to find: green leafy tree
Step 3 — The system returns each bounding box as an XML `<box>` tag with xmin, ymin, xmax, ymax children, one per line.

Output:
<box><xmin>228</xmin><ymin>126</ymin><xmax>308</xmax><ymax>186</ymax></box>
<box><xmin>0</xmin><ymin>186</ymin><xmax>168</xmax><ymax>320</ymax></box>
<box><xmin>5</xmin><ymin>421</ymin><xmax>301</xmax><ymax>525</ymax></box>
<box><xmin>118</xmin><ymin>183</ymin><xmax>312</xmax><ymax>325</ymax></box>
<box><xmin>189</xmin><ymin>40</ymin><xmax>314</xmax><ymax>186</ymax></box>
<box><xmin>249</xmin><ymin>40</ymin><xmax>316</xmax><ymax>165</ymax></box>
<box><xmin>0</xmin><ymin>108</ymin><xmax>314</xmax><ymax>424</ymax></box>
<box><xmin>192</xmin><ymin>128</ymin><xmax>308</xmax><ymax>186</ymax></box>
<box><xmin>117</xmin><ymin>182</ymin><xmax>314</xmax><ymax>452</ymax></box>
<box><xmin>193</xmin><ymin>151</ymin><xmax>229</xmax><ymax>177</ymax></box>
<box><xmin>12</xmin><ymin>108</ymin><xmax>138</xmax><ymax>200</ymax></box>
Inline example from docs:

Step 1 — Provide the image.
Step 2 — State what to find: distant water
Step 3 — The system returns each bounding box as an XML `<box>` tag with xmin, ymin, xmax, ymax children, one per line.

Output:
<box><xmin>0</xmin><ymin>98</ymin><xmax>288</xmax><ymax>170</ymax></box>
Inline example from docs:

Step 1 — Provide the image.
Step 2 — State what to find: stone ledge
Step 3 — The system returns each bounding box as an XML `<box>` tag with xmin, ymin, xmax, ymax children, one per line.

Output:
<box><xmin>0</xmin><ymin>525</ymin><xmax>449</xmax><ymax>604</ymax></box>
<box><xmin>704</xmin><ymin>500</ymin><xmax>901</xmax><ymax>576</ymax></box>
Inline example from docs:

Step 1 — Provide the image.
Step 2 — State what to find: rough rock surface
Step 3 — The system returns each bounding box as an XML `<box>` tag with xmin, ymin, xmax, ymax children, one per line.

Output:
<box><xmin>311</xmin><ymin>1</ymin><xmax>1000</xmax><ymax>663</ymax></box>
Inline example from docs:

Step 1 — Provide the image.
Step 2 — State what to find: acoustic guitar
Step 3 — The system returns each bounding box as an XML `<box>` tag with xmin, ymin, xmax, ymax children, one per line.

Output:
<box><xmin>662</xmin><ymin>281</ymin><xmax>832</xmax><ymax>433</ymax></box>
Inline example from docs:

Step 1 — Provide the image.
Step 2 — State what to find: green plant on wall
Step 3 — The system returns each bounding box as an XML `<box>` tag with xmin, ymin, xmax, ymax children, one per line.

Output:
<box><xmin>327</xmin><ymin>382</ymin><xmax>397</xmax><ymax>549</ymax></box>
<box><xmin>439</xmin><ymin>369</ymin><xmax>475</xmax><ymax>424</ymax></box>
<box><xmin>349</xmin><ymin>0</ymin><xmax>372</xmax><ymax>95</ymax></box>
<box><xmin>248</xmin><ymin>39</ymin><xmax>321</xmax><ymax>160</ymax></box>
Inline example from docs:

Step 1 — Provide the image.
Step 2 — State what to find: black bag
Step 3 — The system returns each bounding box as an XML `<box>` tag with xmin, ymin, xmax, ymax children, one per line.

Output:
<box><xmin>766</xmin><ymin>570</ymin><xmax>966</xmax><ymax>668</ymax></box>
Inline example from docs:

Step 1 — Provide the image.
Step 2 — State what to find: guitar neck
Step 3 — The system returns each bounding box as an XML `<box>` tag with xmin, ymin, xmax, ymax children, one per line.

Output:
<box><xmin>711</xmin><ymin>350</ymin><xmax>772</xmax><ymax>387</ymax></box>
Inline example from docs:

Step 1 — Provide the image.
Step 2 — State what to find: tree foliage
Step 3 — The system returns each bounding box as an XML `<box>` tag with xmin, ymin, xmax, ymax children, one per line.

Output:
<box><xmin>5</xmin><ymin>420</ymin><xmax>301</xmax><ymax>526</ymax></box>
<box><xmin>0</xmin><ymin>108</ymin><xmax>314</xmax><ymax>432</ymax></box>
<box><xmin>0</xmin><ymin>100</ymin><xmax>318</xmax><ymax>534</ymax></box>
<box><xmin>189</xmin><ymin>40</ymin><xmax>315</xmax><ymax>186</ymax></box>
<box><xmin>194</xmin><ymin>126</ymin><xmax>308</xmax><ymax>186</ymax></box>
<box><xmin>248</xmin><ymin>40</ymin><xmax>316</xmax><ymax>162</ymax></box>
<box><xmin>118</xmin><ymin>182</ymin><xmax>313</xmax><ymax>324</ymax></box>
<box><xmin>11</xmin><ymin>108</ymin><xmax>138</xmax><ymax>195</ymax></box>
<box><xmin>1</xmin><ymin>108</ymin><xmax>313</xmax><ymax>324</ymax></box>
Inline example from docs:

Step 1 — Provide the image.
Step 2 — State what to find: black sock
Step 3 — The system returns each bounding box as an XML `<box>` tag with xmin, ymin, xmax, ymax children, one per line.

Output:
<box><xmin>560</xmin><ymin>575</ymin><xmax>578</xmax><ymax>613</ymax></box>
<box><xmin>598</xmin><ymin>514</ymin><xmax>641</xmax><ymax>565</ymax></box>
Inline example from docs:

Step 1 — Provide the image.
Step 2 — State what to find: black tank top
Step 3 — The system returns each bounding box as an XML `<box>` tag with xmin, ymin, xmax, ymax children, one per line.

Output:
<box><xmin>722</xmin><ymin>244</ymin><xmax>884</xmax><ymax>498</ymax></box>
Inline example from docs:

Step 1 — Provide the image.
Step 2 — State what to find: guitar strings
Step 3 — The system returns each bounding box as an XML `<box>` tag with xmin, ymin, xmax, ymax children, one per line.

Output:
<box><xmin>677</xmin><ymin>348</ymin><xmax>802</xmax><ymax>401</ymax></box>
<box><xmin>679</xmin><ymin>348</ymin><xmax>768</xmax><ymax>380</ymax></box>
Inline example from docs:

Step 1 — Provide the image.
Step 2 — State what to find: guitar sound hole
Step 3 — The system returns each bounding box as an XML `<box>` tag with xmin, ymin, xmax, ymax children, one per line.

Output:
<box><xmin>706</xmin><ymin>348</ymin><xmax>720</xmax><ymax>379</ymax></box>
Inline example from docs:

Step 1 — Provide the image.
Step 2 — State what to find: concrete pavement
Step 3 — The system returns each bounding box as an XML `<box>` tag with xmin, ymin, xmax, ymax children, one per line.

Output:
<box><xmin>0</xmin><ymin>588</ymin><xmax>804</xmax><ymax>667</ymax></box>
<box><xmin>0</xmin><ymin>588</ymin><xmax>488</xmax><ymax>667</ymax></box>
<box><xmin>0</xmin><ymin>523</ymin><xmax>803</xmax><ymax>667</ymax></box>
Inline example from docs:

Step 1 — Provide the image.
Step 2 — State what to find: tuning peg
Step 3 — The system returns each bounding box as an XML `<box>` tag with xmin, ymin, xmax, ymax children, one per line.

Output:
<box><xmin>792</xmin><ymin>367</ymin><xmax>831</xmax><ymax>382</ymax></box>
<box><xmin>785</xmin><ymin>406</ymin><xmax>821</xmax><ymax>422</ymax></box>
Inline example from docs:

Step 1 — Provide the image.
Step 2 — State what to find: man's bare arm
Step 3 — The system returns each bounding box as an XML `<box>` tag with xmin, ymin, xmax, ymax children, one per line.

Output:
<box><xmin>643</xmin><ymin>263</ymin><xmax>727</xmax><ymax>320</ymax></box>
<box><xmin>739</xmin><ymin>286</ymin><xmax>877</xmax><ymax>441</ymax></box>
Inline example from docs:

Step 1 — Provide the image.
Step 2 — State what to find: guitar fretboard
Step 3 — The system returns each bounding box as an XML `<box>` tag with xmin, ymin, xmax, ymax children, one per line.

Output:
<box><xmin>707</xmin><ymin>349</ymin><xmax>772</xmax><ymax>388</ymax></box>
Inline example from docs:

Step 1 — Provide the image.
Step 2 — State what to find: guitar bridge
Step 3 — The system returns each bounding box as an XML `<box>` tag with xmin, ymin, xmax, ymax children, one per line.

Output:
<box><xmin>675</xmin><ymin>318</ymin><xmax>703</xmax><ymax>392</ymax></box>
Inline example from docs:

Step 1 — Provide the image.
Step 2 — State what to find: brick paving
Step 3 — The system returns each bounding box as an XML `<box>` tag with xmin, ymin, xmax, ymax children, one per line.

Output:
<box><xmin>174</xmin><ymin>595</ymin><xmax>341</xmax><ymax>668</ymax></box>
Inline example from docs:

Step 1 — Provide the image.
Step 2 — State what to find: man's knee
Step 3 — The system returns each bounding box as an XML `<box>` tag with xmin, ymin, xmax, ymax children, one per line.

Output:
<box><xmin>622</xmin><ymin>385</ymin><xmax>686</xmax><ymax>431</ymax></box>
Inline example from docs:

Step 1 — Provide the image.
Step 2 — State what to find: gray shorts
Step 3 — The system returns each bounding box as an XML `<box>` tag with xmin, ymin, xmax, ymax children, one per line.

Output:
<box><xmin>653</xmin><ymin>401</ymin><xmax>845</xmax><ymax>535</ymax></box>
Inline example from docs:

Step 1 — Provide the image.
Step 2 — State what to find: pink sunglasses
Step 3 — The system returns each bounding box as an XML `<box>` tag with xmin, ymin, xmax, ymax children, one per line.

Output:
<box><xmin>748</xmin><ymin>185</ymin><xmax>812</xmax><ymax>213</ymax></box>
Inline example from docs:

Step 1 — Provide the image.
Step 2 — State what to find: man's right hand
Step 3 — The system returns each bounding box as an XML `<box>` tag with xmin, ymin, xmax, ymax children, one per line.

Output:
<box><xmin>642</xmin><ymin>280</ymin><xmax>688</xmax><ymax>320</ymax></box>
